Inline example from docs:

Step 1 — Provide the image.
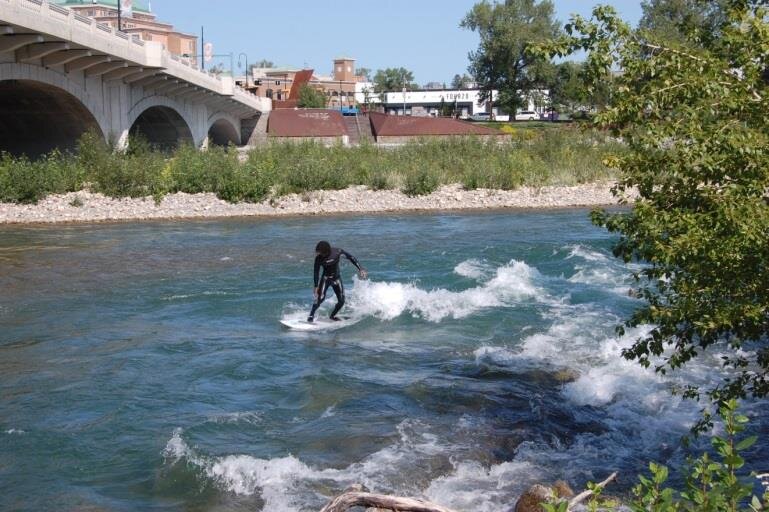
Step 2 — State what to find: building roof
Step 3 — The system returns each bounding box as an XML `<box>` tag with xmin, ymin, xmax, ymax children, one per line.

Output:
<box><xmin>369</xmin><ymin>112</ymin><xmax>499</xmax><ymax>137</ymax></box>
<box><xmin>268</xmin><ymin>109</ymin><xmax>348</xmax><ymax>137</ymax></box>
<box><xmin>52</xmin><ymin>0</ymin><xmax>152</xmax><ymax>13</ymax></box>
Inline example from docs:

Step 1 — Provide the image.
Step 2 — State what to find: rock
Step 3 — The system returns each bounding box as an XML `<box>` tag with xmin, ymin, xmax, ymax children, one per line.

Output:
<box><xmin>514</xmin><ymin>484</ymin><xmax>556</xmax><ymax>512</ymax></box>
<box><xmin>553</xmin><ymin>480</ymin><xmax>575</xmax><ymax>498</ymax></box>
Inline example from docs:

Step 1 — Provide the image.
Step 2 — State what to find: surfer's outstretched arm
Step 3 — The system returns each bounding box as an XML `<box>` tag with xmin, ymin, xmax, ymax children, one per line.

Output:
<box><xmin>340</xmin><ymin>249</ymin><xmax>361</xmax><ymax>270</ymax></box>
<box><xmin>341</xmin><ymin>250</ymin><xmax>367</xmax><ymax>279</ymax></box>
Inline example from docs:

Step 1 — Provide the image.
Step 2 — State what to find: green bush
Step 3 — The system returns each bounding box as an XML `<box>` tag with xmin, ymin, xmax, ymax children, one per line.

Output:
<box><xmin>79</xmin><ymin>134</ymin><xmax>167</xmax><ymax>199</ymax></box>
<box><xmin>0</xmin><ymin>150</ymin><xmax>81</xmax><ymax>203</ymax></box>
<box><xmin>402</xmin><ymin>166</ymin><xmax>440</xmax><ymax>196</ymax></box>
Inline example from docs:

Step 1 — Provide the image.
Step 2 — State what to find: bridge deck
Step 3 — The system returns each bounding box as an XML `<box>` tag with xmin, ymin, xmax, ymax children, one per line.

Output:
<box><xmin>0</xmin><ymin>0</ymin><xmax>270</xmax><ymax>116</ymax></box>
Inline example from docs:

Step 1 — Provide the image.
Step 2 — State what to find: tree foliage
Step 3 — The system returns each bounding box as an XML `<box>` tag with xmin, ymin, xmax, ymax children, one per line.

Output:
<box><xmin>372</xmin><ymin>67</ymin><xmax>418</xmax><ymax>93</ymax></box>
<box><xmin>639</xmin><ymin>0</ymin><xmax>728</xmax><ymax>45</ymax></box>
<box><xmin>249</xmin><ymin>59</ymin><xmax>275</xmax><ymax>70</ymax></box>
<box><xmin>451</xmin><ymin>73</ymin><xmax>474</xmax><ymax>89</ymax></box>
<box><xmin>297</xmin><ymin>84</ymin><xmax>327</xmax><ymax>109</ymax></box>
<box><xmin>535</xmin><ymin>1</ymin><xmax>769</xmax><ymax>407</ymax></box>
<box><xmin>207</xmin><ymin>64</ymin><xmax>225</xmax><ymax>75</ymax></box>
<box><xmin>356</xmin><ymin>67</ymin><xmax>372</xmax><ymax>81</ymax></box>
<box><xmin>548</xmin><ymin>61</ymin><xmax>586</xmax><ymax>112</ymax></box>
<box><xmin>461</xmin><ymin>0</ymin><xmax>561</xmax><ymax>114</ymax></box>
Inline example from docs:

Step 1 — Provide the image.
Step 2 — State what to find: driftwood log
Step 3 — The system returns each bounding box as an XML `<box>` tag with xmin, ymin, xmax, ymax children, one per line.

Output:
<box><xmin>319</xmin><ymin>472</ymin><xmax>618</xmax><ymax>512</ymax></box>
<box><xmin>319</xmin><ymin>491</ymin><xmax>458</xmax><ymax>512</ymax></box>
<box><xmin>567</xmin><ymin>471</ymin><xmax>618</xmax><ymax>510</ymax></box>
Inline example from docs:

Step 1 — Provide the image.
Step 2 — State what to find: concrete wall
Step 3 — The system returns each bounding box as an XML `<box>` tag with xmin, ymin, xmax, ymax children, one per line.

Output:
<box><xmin>267</xmin><ymin>135</ymin><xmax>348</xmax><ymax>146</ymax></box>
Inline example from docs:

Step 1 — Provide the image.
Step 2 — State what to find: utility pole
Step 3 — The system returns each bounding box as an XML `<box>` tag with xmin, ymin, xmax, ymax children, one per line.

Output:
<box><xmin>402</xmin><ymin>70</ymin><xmax>407</xmax><ymax>116</ymax></box>
<box><xmin>200</xmin><ymin>26</ymin><xmax>204</xmax><ymax>71</ymax></box>
<box><xmin>117</xmin><ymin>1</ymin><xmax>121</xmax><ymax>32</ymax></box>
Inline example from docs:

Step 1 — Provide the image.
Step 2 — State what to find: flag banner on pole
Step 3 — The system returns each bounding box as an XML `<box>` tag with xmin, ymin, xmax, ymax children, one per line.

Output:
<box><xmin>204</xmin><ymin>43</ymin><xmax>213</xmax><ymax>63</ymax></box>
<box><xmin>121</xmin><ymin>0</ymin><xmax>133</xmax><ymax>18</ymax></box>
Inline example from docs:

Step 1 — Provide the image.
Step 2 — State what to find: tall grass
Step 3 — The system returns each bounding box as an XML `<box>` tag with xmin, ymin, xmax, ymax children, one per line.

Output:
<box><xmin>0</xmin><ymin>128</ymin><xmax>622</xmax><ymax>204</ymax></box>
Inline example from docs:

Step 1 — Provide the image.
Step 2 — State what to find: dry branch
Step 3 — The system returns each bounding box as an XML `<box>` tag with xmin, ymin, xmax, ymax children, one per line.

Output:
<box><xmin>319</xmin><ymin>491</ymin><xmax>458</xmax><ymax>512</ymax></box>
<box><xmin>568</xmin><ymin>472</ymin><xmax>618</xmax><ymax>509</ymax></box>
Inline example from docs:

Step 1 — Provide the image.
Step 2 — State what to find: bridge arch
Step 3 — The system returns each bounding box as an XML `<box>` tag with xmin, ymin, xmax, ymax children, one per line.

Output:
<box><xmin>207</xmin><ymin>113</ymin><xmax>241</xmax><ymax>147</ymax></box>
<box><xmin>0</xmin><ymin>64</ymin><xmax>107</xmax><ymax>158</ymax></box>
<box><xmin>127</xmin><ymin>96</ymin><xmax>197</xmax><ymax>150</ymax></box>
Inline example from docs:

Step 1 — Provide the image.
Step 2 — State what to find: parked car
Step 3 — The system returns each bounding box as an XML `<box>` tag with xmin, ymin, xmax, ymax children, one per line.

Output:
<box><xmin>469</xmin><ymin>112</ymin><xmax>491</xmax><ymax>121</ymax></box>
<box><xmin>514</xmin><ymin>111</ymin><xmax>538</xmax><ymax>121</ymax></box>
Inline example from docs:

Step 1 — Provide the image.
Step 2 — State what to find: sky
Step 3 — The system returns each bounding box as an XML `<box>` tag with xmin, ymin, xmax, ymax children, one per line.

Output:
<box><xmin>152</xmin><ymin>1</ymin><xmax>644</xmax><ymax>85</ymax></box>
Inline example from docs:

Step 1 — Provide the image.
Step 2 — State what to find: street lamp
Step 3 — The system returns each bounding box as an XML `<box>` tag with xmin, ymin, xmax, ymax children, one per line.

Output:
<box><xmin>238</xmin><ymin>53</ymin><xmax>248</xmax><ymax>87</ymax></box>
<box><xmin>116</xmin><ymin>0</ymin><xmax>127</xmax><ymax>32</ymax></box>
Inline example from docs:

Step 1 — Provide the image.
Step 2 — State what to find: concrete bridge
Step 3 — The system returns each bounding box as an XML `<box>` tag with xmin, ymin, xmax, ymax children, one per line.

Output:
<box><xmin>0</xmin><ymin>0</ymin><xmax>271</xmax><ymax>157</ymax></box>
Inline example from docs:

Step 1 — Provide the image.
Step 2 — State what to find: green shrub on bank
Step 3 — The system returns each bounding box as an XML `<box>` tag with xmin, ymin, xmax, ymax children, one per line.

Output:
<box><xmin>79</xmin><ymin>134</ymin><xmax>167</xmax><ymax>199</ymax></box>
<box><xmin>0</xmin><ymin>151</ymin><xmax>82</xmax><ymax>203</ymax></box>
<box><xmin>543</xmin><ymin>400</ymin><xmax>768</xmax><ymax>512</ymax></box>
<box><xmin>0</xmin><ymin>127</ymin><xmax>622</xmax><ymax>204</ymax></box>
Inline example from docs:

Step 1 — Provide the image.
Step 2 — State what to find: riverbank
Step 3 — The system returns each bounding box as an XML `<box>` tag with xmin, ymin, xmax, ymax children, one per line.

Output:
<box><xmin>0</xmin><ymin>182</ymin><xmax>632</xmax><ymax>224</ymax></box>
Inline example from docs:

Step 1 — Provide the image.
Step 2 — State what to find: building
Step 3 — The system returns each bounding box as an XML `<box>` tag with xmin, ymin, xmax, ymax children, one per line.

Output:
<box><xmin>243</xmin><ymin>57</ymin><xmax>365</xmax><ymax>108</ymax></box>
<box><xmin>378</xmin><ymin>89</ymin><xmax>550</xmax><ymax>120</ymax></box>
<box><xmin>51</xmin><ymin>0</ymin><xmax>197</xmax><ymax>65</ymax></box>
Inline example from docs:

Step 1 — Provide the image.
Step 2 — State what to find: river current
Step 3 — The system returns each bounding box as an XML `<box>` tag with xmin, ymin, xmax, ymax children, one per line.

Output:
<box><xmin>1</xmin><ymin>210</ymin><xmax>766</xmax><ymax>511</ymax></box>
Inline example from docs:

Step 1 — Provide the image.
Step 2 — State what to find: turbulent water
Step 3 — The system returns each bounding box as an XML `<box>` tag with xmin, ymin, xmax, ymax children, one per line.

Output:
<box><xmin>0</xmin><ymin>210</ymin><xmax>766</xmax><ymax>511</ymax></box>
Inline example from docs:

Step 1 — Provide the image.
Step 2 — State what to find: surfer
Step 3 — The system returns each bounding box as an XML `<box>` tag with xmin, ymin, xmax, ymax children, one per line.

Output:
<box><xmin>308</xmin><ymin>241</ymin><xmax>367</xmax><ymax>323</ymax></box>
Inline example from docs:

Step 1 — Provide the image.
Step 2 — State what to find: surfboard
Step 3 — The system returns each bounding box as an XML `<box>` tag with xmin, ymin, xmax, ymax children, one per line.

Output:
<box><xmin>279</xmin><ymin>316</ymin><xmax>356</xmax><ymax>332</ymax></box>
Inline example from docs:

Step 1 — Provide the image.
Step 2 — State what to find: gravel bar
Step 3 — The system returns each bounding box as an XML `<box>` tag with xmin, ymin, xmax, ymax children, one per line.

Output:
<box><xmin>0</xmin><ymin>183</ymin><xmax>635</xmax><ymax>225</ymax></box>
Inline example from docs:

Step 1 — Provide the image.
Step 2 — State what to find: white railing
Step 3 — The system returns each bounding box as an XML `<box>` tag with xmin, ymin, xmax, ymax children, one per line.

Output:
<box><xmin>73</xmin><ymin>12</ymin><xmax>92</xmax><ymax>25</ymax></box>
<box><xmin>47</xmin><ymin>2</ymin><xmax>68</xmax><ymax>15</ymax></box>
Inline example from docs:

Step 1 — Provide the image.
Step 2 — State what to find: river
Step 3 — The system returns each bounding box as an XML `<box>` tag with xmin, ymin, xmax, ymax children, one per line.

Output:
<box><xmin>0</xmin><ymin>210</ymin><xmax>765</xmax><ymax>511</ymax></box>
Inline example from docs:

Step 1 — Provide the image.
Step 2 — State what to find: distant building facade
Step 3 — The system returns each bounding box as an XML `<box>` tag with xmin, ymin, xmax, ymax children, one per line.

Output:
<box><xmin>378</xmin><ymin>89</ymin><xmax>550</xmax><ymax>120</ymax></box>
<box><xmin>52</xmin><ymin>0</ymin><xmax>197</xmax><ymax>64</ymax></box>
<box><xmin>243</xmin><ymin>57</ymin><xmax>366</xmax><ymax>107</ymax></box>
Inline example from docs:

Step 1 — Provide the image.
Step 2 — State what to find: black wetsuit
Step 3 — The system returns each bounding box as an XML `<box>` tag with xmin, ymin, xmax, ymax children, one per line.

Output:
<box><xmin>309</xmin><ymin>248</ymin><xmax>362</xmax><ymax>319</ymax></box>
